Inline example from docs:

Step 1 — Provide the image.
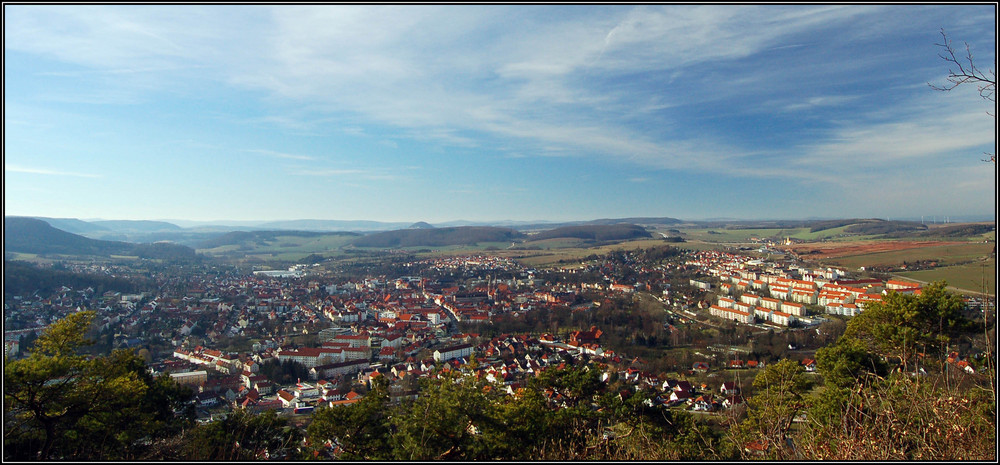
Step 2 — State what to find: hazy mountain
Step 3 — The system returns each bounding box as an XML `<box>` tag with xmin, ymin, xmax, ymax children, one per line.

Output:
<box><xmin>255</xmin><ymin>219</ymin><xmax>412</xmax><ymax>232</ymax></box>
<box><xmin>408</xmin><ymin>222</ymin><xmax>435</xmax><ymax>229</ymax></box>
<box><xmin>4</xmin><ymin>217</ymin><xmax>197</xmax><ymax>260</ymax></box>
<box><xmin>24</xmin><ymin>217</ymin><xmax>110</xmax><ymax>234</ymax></box>
<box><xmin>584</xmin><ymin>217</ymin><xmax>683</xmax><ymax>226</ymax></box>
<box><xmin>90</xmin><ymin>220</ymin><xmax>184</xmax><ymax>232</ymax></box>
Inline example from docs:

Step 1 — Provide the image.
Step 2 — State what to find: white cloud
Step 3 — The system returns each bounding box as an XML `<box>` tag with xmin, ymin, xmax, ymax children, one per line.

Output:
<box><xmin>291</xmin><ymin>168</ymin><xmax>363</xmax><ymax>176</ymax></box>
<box><xmin>794</xmin><ymin>92</ymin><xmax>995</xmax><ymax>171</ymax></box>
<box><xmin>780</xmin><ymin>95</ymin><xmax>859</xmax><ymax>112</ymax></box>
<box><xmin>4</xmin><ymin>5</ymin><xmax>995</xmax><ymax>215</ymax></box>
<box><xmin>246</xmin><ymin>149</ymin><xmax>315</xmax><ymax>161</ymax></box>
<box><xmin>5</xmin><ymin>164</ymin><xmax>102</xmax><ymax>178</ymax></box>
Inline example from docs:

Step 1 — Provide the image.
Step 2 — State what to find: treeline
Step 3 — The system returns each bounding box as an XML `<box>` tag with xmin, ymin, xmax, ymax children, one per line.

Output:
<box><xmin>197</xmin><ymin>230</ymin><xmax>360</xmax><ymax>249</ymax></box>
<box><xmin>3</xmin><ymin>260</ymin><xmax>154</xmax><ymax>297</ymax></box>
<box><xmin>901</xmin><ymin>223</ymin><xmax>995</xmax><ymax>238</ymax></box>
<box><xmin>351</xmin><ymin>226</ymin><xmax>523</xmax><ymax>248</ymax></box>
<box><xmin>528</xmin><ymin>224</ymin><xmax>652</xmax><ymax>242</ymax></box>
<box><xmin>807</xmin><ymin>218</ymin><xmax>931</xmax><ymax>235</ymax></box>
<box><xmin>843</xmin><ymin>220</ymin><xmax>927</xmax><ymax>235</ymax></box>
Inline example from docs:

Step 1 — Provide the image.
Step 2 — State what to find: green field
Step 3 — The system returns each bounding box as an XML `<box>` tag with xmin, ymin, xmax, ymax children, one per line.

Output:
<box><xmin>897</xmin><ymin>260</ymin><xmax>996</xmax><ymax>296</ymax></box>
<box><xmin>817</xmin><ymin>243</ymin><xmax>994</xmax><ymax>269</ymax></box>
<box><xmin>198</xmin><ymin>234</ymin><xmax>358</xmax><ymax>258</ymax></box>
<box><xmin>675</xmin><ymin>226</ymin><xmax>876</xmax><ymax>243</ymax></box>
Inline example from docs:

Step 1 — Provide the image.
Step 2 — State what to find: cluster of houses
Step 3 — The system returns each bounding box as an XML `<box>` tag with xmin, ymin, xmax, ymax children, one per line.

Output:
<box><xmin>159</xmin><ymin>317</ymin><xmax>776</xmax><ymax>421</ymax></box>
<box><xmin>684</xmin><ymin>250</ymin><xmax>927</xmax><ymax>326</ymax></box>
<box><xmin>4</xmin><ymin>245</ymin><xmax>722</xmax><ymax>362</ymax></box>
<box><xmin>9</xmin><ymin>246</ymin><xmax>980</xmax><ymax>425</ymax></box>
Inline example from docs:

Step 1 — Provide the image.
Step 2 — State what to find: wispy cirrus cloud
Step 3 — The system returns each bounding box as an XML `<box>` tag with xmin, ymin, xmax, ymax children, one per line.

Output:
<box><xmin>0</xmin><ymin>5</ymin><xmax>956</xmax><ymax>180</ymax></box>
<box><xmin>290</xmin><ymin>168</ymin><xmax>363</xmax><ymax>176</ymax></box>
<box><xmin>780</xmin><ymin>95</ymin><xmax>860</xmax><ymax>113</ymax></box>
<box><xmin>5</xmin><ymin>164</ymin><xmax>102</xmax><ymax>178</ymax></box>
<box><xmin>4</xmin><ymin>5</ymin><xmax>995</xmax><ymax>221</ymax></box>
<box><xmin>793</xmin><ymin>93</ymin><xmax>995</xmax><ymax>170</ymax></box>
<box><xmin>288</xmin><ymin>166</ymin><xmax>401</xmax><ymax>182</ymax></box>
<box><xmin>246</xmin><ymin>149</ymin><xmax>315</xmax><ymax>161</ymax></box>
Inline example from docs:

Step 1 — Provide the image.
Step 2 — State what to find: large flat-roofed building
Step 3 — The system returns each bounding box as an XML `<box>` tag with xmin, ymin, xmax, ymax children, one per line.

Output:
<box><xmin>434</xmin><ymin>343</ymin><xmax>473</xmax><ymax>362</ymax></box>
<box><xmin>170</xmin><ymin>370</ymin><xmax>208</xmax><ymax>387</ymax></box>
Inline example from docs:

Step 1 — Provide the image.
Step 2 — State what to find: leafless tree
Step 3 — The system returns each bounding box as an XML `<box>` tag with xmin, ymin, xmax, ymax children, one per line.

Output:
<box><xmin>928</xmin><ymin>29</ymin><xmax>996</xmax><ymax>162</ymax></box>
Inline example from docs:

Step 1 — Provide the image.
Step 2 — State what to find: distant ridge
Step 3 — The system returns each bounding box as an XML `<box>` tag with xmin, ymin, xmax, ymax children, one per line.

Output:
<box><xmin>528</xmin><ymin>224</ymin><xmax>653</xmax><ymax>242</ymax></box>
<box><xmin>27</xmin><ymin>217</ymin><xmax>110</xmax><ymax>234</ymax></box>
<box><xmin>255</xmin><ymin>219</ymin><xmax>412</xmax><ymax>232</ymax></box>
<box><xmin>584</xmin><ymin>217</ymin><xmax>683</xmax><ymax>226</ymax></box>
<box><xmin>90</xmin><ymin>219</ymin><xmax>183</xmax><ymax>232</ymax></box>
<box><xmin>352</xmin><ymin>226</ymin><xmax>523</xmax><ymax>248</ymax></box>
<box><xmin>408</xmin><ymin>221</ymin><xmax>435</xmax><ymax>229</ymax></box>
<box><xmin>513</xmin><ymin>217</ymin><xmax>682</xmax><ymax>231</ymax></box>
<box><xmin>4</xmin><ymin>217</ymin><xmax>197</xmax><ymax>260</ymax></box>
<box><xmin>197</xmin><ymin>230</ymin><xmax>360</xmax><ymax>249</ymax></box>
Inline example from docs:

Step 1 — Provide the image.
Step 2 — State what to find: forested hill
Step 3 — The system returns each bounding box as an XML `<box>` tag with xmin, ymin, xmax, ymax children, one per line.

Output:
<box><xmin>351</xmin><ymin>226</ymin><xmax>524</xmax><ymax>248</ymax></box>
<box><xmin>528</xmin><ymin>224</ymin><xmax>653</xmax><ymax>242</ymax></box>
<box><xmin>585</xmin><ymin>217</ymin><xmax>682</xmax><ymax>226</ymax></box>
<box><xmin>196</xmin><ymin>230</ymin><xmax>361</xmax><ymax>249</ymax></box>
<box><xmin>3</xmin><ymin>260</ymin><xmax>153</xmax><ymax>297</ymax></box>
<box><xmin>89</xmin><ymin>219</ymin><xmax>184</xmax><ymax>232</ymax></box>
<box><xmin>4</xmin><ymin>217</ymin><xmax>197</xmax><ymax>260</ymax></box>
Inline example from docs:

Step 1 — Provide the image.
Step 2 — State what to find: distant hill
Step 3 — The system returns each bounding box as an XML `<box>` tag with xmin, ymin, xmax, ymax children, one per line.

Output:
<box><xmin>584</xmin><ymin>217</ymin><xmax>682</xmax><ymax>226</ymax></box>
<box><xmin>512</xmin><ymin>217</ymin><xmax>681</xmax><ymax>232</ymax></box>
<box><xmin>27</xmin><ymin>217</ymin><xmax>110</xmax><ymax>234</ymax></box>
<box><xmin>90</xmin><ymin>220</ymin><xmax>183</xmax><ymax>233</ymax></box>
<box><xmin>409</xmin><ymin>222</ymin><xmax>435</xmax><ymax>229</ymax></box>
<box><xmin>4</xmin><ymin>217</ymin><xmax>197</xmax><ymax>260</ymax></box>
<box><xmin>197</xmin><ymin>230</ymin><xmax>360</xmax><ymax>249</ymax></box>
<box><xmin>255</xmin><ymin>219</ymin><xmax>412</xmax><ymax>232</ymax></box>
<box><xmin>712</xmin><ymin>219</ymin><xmax>938</xmax><ymax>237</ymax></box>
<box><xmin>352</xmin><ymin>226</ymin><xmax>524</xmax><ymax>248</ymax></box>
<box><xmin>843</xmin><ymin>219</ymin><xmax>927</xmax><ymax>236</ymax></box>
<box><xmin>903</xmin><ymin>222</ymin><xmax>995</xmax><ymax>239</ymax></box>
<box><xmin>807</xmin><ymin>219</ymin><xmax>865</xmax><ymax>232</ymax></box>
<box><xmin>528</xmin><ymin>224</ymin><xmax>653</xmax><ymax>242</ymax></box>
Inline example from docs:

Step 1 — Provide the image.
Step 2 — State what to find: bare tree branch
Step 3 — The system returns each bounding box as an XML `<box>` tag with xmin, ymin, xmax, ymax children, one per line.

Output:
<box><xmin>928</xmin><ymin>29</ymin><xmax>996</xmax><ymax>163</ymax></box>
<box><xmin>928</xmin><ymin>29</ymin><xmax>996</xmax><ymax>103</ymax></box>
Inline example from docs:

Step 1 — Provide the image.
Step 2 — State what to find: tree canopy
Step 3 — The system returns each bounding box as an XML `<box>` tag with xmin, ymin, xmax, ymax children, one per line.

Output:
<box><xmin>4</xmin><ymin>311</ymin><xmax>194</xmax><ymax>460</ymax></box>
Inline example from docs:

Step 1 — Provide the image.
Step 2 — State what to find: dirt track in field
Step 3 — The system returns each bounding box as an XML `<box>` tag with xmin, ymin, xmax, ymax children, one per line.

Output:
<box><xmin>778</xmin><ymin>241</ymin><xmax>965</xmax><ymax>259</ymax></box>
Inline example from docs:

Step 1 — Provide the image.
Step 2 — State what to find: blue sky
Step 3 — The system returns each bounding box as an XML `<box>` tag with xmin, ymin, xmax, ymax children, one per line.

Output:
<box><xmin>4</xmin><ymin>5</ymin><xmax>996</xmax><ymax>223</ymax></box>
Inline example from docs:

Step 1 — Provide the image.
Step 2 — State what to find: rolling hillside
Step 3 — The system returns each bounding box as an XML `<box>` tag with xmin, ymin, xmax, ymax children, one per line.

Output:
<box><xmin>89</xmin><ymin>219</ymin><xmax>184</xmax><ymax>232</ymax></box>
<box><xmin>197</xmin><ymin>230</ymin><xmax>361</xmax><ymax>250</ymax></box>
<box><xmin>27</xmin><ymin>217</ymin><xmax>111</xmax><ymax>234</ymax></box>
<box><xmin>351</xmin><ymin>226</ymin><xmax>524</xmax><ymax>248</ymax></box>
<box><xmin>4</xmin><ymin>217</ymin><xmax>197</xmax><ymax>260</ymax></box>
<box><xmin>527</xmin><ymin>224</ymin><xmax>653</xmax><ymax>242</ymax></box>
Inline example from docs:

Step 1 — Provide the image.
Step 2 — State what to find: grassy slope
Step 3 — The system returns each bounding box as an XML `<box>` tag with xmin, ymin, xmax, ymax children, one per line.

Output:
<box><xmin>897</xmin><ymin>261</ymin><xmax>996</xmax><ymax>295</ymax></box>
<box><xmin>817</xmin><ymin>243</ymin><xmax>994</xmax><ymax>268</ymax></box>
<box><xmin>198</xmin><ymin>233</ymin><xmax>357</xmax><ymax>257</ymax></box>
<box><xmin>677</xmin><ymin>226</ymin><xmax>869</xmax><ymax>243</ymax></box>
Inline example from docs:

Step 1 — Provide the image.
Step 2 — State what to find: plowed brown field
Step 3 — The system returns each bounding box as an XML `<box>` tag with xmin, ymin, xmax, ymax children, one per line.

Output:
<box><xmin>779</xmin><ymin>241</ymin><xmax>965</xmax><ymax>259</ymax></box>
